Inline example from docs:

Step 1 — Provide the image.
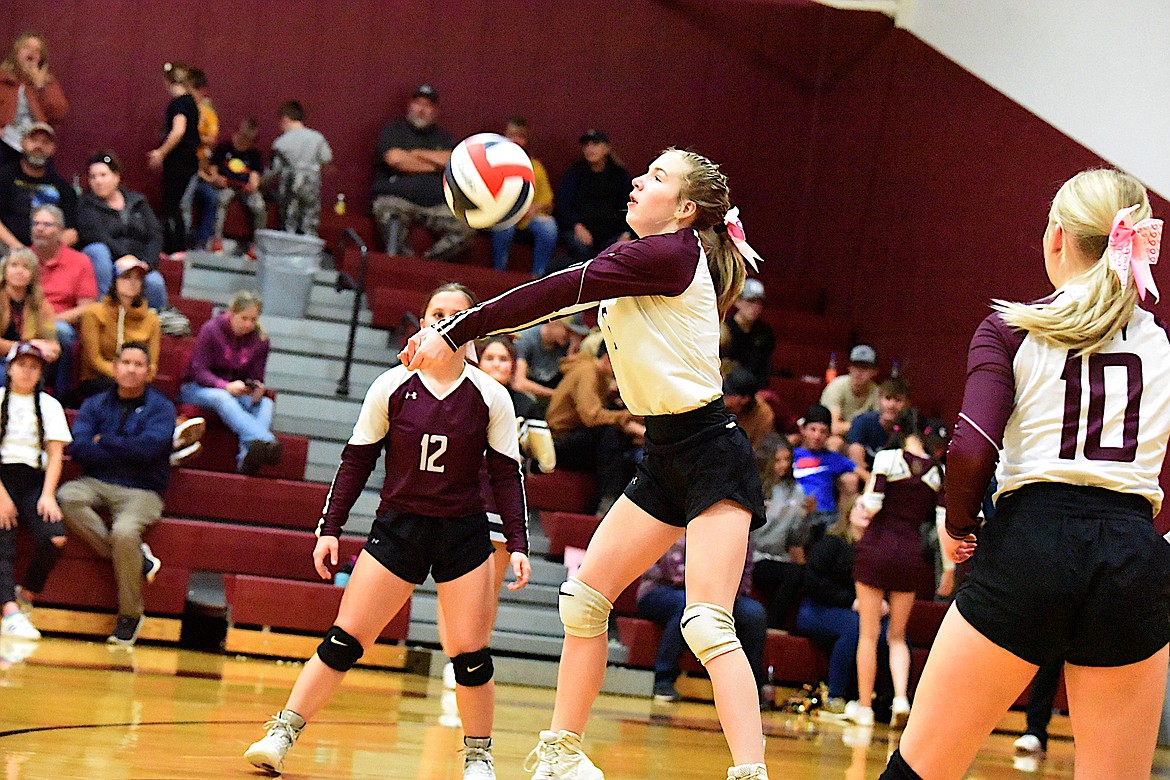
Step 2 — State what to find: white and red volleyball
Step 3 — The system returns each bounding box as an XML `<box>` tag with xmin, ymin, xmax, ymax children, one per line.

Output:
<box><xmin>444</xmin><ymin>133</ymin><xmax>535</xmax><ymax>229</ymax></box>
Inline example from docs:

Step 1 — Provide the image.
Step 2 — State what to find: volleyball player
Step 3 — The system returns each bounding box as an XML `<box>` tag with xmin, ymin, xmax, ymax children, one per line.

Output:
<box><xmin>881</xmin><ymin>168</ymin><xmax>1170</xmax><ymax>779</ymax></box>
<box><xmin>402</xmin><ymin>148</ymin><xmax>771</xmax><ymax>780</ymax></box>
<box><xmin>245</xmin><ymin>284</ymin><xmax>531</xmax><ymax>779</ymax></box>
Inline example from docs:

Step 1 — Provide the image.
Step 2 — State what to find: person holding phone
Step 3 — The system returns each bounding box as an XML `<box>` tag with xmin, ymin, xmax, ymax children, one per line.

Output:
<box><xmin>179</xmin><ymin>290</ymin><xmax>281</xmax><ymax>475</ymax></box>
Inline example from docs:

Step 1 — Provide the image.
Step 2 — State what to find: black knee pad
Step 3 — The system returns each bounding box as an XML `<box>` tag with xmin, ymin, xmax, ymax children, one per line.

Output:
<box><xmin>879</xmin><ymin>749</ymin><xmax>924</xmax><ymax>780</ymax></box>
<box><xmin>451</xmin><ymin>647</ymin><xmax>493</xmax><ymax>687</ymax></box>
<box><xmin>316</xmin><ymin>626</ymin><xmax>364</xmax><ymax>671</ymax></box>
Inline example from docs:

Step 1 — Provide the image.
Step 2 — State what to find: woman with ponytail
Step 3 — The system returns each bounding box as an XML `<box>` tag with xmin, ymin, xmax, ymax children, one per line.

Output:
<box><xmin>0</xmin><ymin>342</ymin><xmax>71</xmax><ymax>642</ymax></box>
<box><xmin>845</xmin><ymin>408</ymin><xmax>943</xmax><ymax>729</ymax></box>
<box><xmin>879</xmin><ymin>168</ymin><xmax>1170</xmax><ymax>780</ymax></box>
<box><xmin>401</xmin><ymin>148</ymin><xmax>770</xmax><ymax>780</ymax></box>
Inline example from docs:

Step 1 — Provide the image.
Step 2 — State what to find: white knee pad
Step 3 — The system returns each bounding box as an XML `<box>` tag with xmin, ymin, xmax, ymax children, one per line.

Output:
<box><xmin>680</xmin><ymin>602</ymin><xmax>741</xmax><ymax>665</ymax></box>
<box><xmin>558</xmin><ymin>577</ymin><xmax>612</xmax><ymax>638</ymax></box>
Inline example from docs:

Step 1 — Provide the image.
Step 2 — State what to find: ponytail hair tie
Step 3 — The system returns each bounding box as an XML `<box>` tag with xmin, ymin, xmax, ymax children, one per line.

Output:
<box><xmin>712</xmin><ymin>222</ymin><xmax>727</xmax><ymax>235</ymax></box>
<box><xmin>1108</xmin><ymin>204</ymin><xmax>1162</xmax><ymax>302</ymax></box>
<box><xmin>720</xmin><ymin>207</ymin><xmax>762</xmax><ymax>272</ymax></box>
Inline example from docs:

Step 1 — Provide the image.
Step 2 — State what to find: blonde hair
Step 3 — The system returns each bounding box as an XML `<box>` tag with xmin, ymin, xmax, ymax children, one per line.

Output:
<box><xmin>2</xmin><ymin>33</ymin><xmax>48</xmax><ymax>78</ymax></box>
<box><xmin>229</xmin><ymin>290</ymin><xmax>266</xmax><ymax>340</ymax></box>
<box><xmin>163</xmin><ymin>61</ymin><xmax>191</xmax><ymax>88</ymax></box>
<box><xmin>0</xmin><ymin>249</ymin><xmax>54</xmax><ymax>341</ymax></box>
<box><xmin>993</xmin><ymin>169</ymin><xmax>1151</xmax><ymax>355</ymax></box>
<box><xmin>667</xmin><ymin>148</ymin><xmax>747</xmax><ymax>317</ymax></box>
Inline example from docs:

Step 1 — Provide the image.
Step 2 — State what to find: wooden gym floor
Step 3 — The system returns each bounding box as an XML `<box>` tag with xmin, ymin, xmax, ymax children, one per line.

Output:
<box><xmin>2</xmin><ymin>637</ymin><xmax>1169</xmax><ymax>779</ymax></box>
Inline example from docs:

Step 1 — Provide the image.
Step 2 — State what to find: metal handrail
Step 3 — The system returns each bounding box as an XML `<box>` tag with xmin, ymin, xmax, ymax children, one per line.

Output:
<box><xmin>335</xmin><ymin>228</ymin><xmax>368</xmax><ymax>397</ymax></box>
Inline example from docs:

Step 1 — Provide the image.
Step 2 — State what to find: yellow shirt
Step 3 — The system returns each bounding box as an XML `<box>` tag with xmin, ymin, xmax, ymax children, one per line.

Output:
<box><xmin>518</xmin><ymin>158</ymin><xmax>553</xmax><ymax>230</ymax></box>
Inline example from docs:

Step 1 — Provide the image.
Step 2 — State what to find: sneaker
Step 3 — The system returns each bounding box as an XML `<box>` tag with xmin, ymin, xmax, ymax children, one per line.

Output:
<box><xmin>209</xmin><ymin>238</ymin><xmax>224</xmax><ymax>254</ymax></box>
<box><xmin>1014</xmin><ymin>734</ymin><xmax>1044</xmax><ymax>755</ymax></box>
<box><xmin>245</xmin><ymin>244</ymin><xmax>258</xmax><ymax>261</ymax></box>
<box><xmin>818</xmin><ymin>697</ymin><xmax>848</xmax><ymax>718</ymax></box>
<box><xmin>107</xmin><ymin>614</ymin><xmax>143</xmax><ymax>646</ymax></box>
<box><xmin>1</xmin><ymin>611</ymin><xmax>41</xmax><ymax>640</ymax></box>
<box><xmin>245</xmin><ymin>710</ymin><xmax>306</xmax><ymax>774</ymax></box>
<box><xmin>173</xmin><ymin>416</ymin><xmax>206</xmax><ymax>450</ymax></box>
<box><xmin>463</xmin><ymin>737</ymin><xmax>495</xmax><ymax>780</ymax></box>
<box><xmin>0</xmin><ymin>636</ymin><xmax>37</xmax><ymax>664</ymax></box>
<box><xmin>263</xmin><ymin>439</ymin><xmax>283</xmax><ymax>466</ymax></box>
<box><xmin>524</xmin><ymin>730</ymin><xmax>604</xmax><ymax>780</ymax></box>
<box><xmin>727</xmin><ymin>764</ymin><xmax>768</xmax><ymax>780</ymax></box>
<box><xmin>843</xmin><ymin>700</ymin><xmax>874</xmax><ymax>727</ymax></box>
<box><xmin>13</xmin><ymin>586</ymin><xmax>32</xmax><ymax>614</ymax></box>
<box><xmin>141</xmin><ymin>543</ymin><xmax>162</xmax><ymax>584</ymax></box>
<box><xmin>170</xmin><ymin>441</ymin><xmax>202</xmax><ymax>466</ymax></box>
<box><xmin>239</xmin><ymin>439</ymin><xmax>269</xmax><ymax>475</ymax></box>
<box><xmin>890</xmin><ymin>696</ymin><xmax>911</xmax><ymax>729</ymax></box>
<box><xmin>652</xmin><ymin>679</ymin><xmax>680</xmax><ymax>703</ymax></box>
<box><xmin>519</xmin><ymin>419</ymin><xmax>556</xmax><ymax>473</ymax></box>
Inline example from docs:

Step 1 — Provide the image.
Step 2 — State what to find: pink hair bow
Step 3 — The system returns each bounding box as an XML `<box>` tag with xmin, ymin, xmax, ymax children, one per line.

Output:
<box><xmin>723</xmin><ymin>207</ymin><xmax>762</xmax><ymax>272</ymax></box>
<box><xmin>1108</xmin><ymin>204</ymin><xmax>1162</xmax><ymax>302</ymax></box>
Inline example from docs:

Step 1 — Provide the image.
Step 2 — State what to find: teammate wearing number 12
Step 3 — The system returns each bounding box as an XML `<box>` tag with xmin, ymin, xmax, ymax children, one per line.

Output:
<box><xmin>881</xmin><ymin>169</ymin><xmax>1170</xmax><ymax>779</ymax></box>
<box><xmin>245</xmin><ymin>283</ymin><xmax>531</xmax><ymax>779</ymax></box>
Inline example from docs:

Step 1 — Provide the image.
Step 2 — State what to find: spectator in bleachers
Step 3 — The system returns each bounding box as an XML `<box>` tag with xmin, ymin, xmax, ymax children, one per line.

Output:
<box><xmin>146</xmin><ymin>62</ymin><xmax>200</xmax><ymax>255</ymax></box>
<box><xmin>793</xmin><ymin>404</ymin><xmax>864</xmax><ymax>541</ymax></box>
<box><xmin>0</xmin><ymin>249</ymin><xmax>59</xmax><ymax>370</ymax></box>
<box><xmin>29</xmin><ymin>204</ymin><xmax>95</xmax><ymax>392</ymax></box>
<box><xmin>0</xmin><ymin>122</ymin><xmax>77</xmax><ymax>251</ymax></box>
<box><xmin>371</xmin><ymin>84</ymin><xmax>470</xmax><ymax>259</ymax></box>
<box><xmin>723</xmin><ymin>367</ymin><xmax>776</xmax><ymax>454</ymax></box>
<box><xmin>0</xmin><ymin>33</ymin><xmax>68</xmax><ymax>168</ymax></box>
<box><xmin>546</xmin><ymin>340</ymin><xmax>644</xmax><ymax>517</ymax></box>
<box><xmin>269</xmin><ymin>101</ymin><xmax>332</xmax><ymax>237</ymax></box>
<box><xmin>179</xmin><ymin>67</ymin><xmax>219</xmax><ymax>251</ymax></box>
<box><xmin>795</xmin><ymin>495</ymin><xmax>875</xmax><ymax>717</ymax></box>
<box><xmin>845</xmin><ymin>376</ymin><xmax>910</xmax><ymax>471</ymax></box>
<box><xmin>820</xmin><ymin>344</ymin><xmax>880</xmax><ymax>439</ymax></box>
<box><xmin>77</xmin><ymin>150</ymin><xmax>168</xmax><ymax>310</ymax></box>
<box><xmin>478</xmin><ymin>336</ymin><xmax>555</xmax><ymax>474</ymax></box>
<box><xmin>0</xmin><ymin>343</ymin><xmax>70</xmax><ymax>641</ymax></box>
<box><xmin>180</xmin><ymin>290</ymin><xmax>282</xmax><ymax>476</ymax></box>
<box><xmin>637</xmin><ymin>536</ymin><xmax>767</xmax><ymax>704</ymax></box>
<box><xmin>751</xmin><ymin>441</ymin><xmax>814</xmax><ymax>629</ymax></box>
<box><xmin>846</xmin><ymin>409</ymin><xmax>943</xmax><ymax>729</ymax></box>
<box><xmin>208</xmin><ymin>118</ymin><xmax>266</xmax><ymax>255</ymax></box>
<box><xmin>554</xmin><ymin>129</ymin><xmax>631</xmax><ymax>268</ymax></box>
<box><xmin>491</xmin><ymin>117</ymin><xmax>557</xmax><ymax>276</ymax></box>
<box><xmin>75</xmin><ymin>256</ymin><xmax>160</xmax><ymax>404</ymax></box>
<box><xmin>720</xmin><ymin>278</ymin><xmax>774</xmax><ymax>385</ymax></box>
<box><xmin>512</xmin><ymin>316</ymin><xmax>586</xmax><ymax>414</ymax></box>
<box><xmin>58</xmin><ymin>341</ymin><xmax>173</xmax><ymax>646</ymax></box>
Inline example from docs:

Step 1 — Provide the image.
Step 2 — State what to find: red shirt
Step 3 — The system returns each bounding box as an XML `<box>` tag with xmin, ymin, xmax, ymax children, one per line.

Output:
<box><xmin>39</xmin><ymin>244</ymin><xmax>98</xmax><ymax>314</ymax></box>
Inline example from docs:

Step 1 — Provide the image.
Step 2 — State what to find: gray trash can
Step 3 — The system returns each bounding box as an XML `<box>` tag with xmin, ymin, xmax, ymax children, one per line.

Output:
<box><xmin>254</xmin><ymin>229</ymin><xmax>324</xmax><ymax>318</ymax></box>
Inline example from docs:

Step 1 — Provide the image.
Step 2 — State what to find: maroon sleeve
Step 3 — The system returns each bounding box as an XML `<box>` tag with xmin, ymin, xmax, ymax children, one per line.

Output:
<box><xmin>243</xmin><ymin>335</ymin><xmax>271</xmax><ymax>382</ymax></box>
<box><xmin>435</xmin><ymin>231</ymin><xmax>699</xmax><ymax>348</ymax></box>
<box><xmin>187</xmin><ymin>320</ymin><xmax>228</xmax><ymax>389</ymax></box>
<box><xmin>944</xmin><ymin>313</ymin><xmax>1024</xmax><ymax>539</ymax></box>
<box><xmin>317</xmin><ymin>441</ymin><xmax>383</xmax><ymax>537</ymax></box>
<box><xmin>485</xmin><ymin>447</ymin><xmax>527</xmax><ymax>554</ymax></box>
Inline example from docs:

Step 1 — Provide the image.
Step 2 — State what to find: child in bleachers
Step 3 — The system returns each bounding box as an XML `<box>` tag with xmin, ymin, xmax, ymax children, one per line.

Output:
<box><xmin>267</xmin><ymin>100</ymin><xmax>332</xmax><ymax>237</ymax></box>
<box><xmin>0</xmin><ymin>343</ymin><xmax>71</xmax><ymax>641</ymax></box>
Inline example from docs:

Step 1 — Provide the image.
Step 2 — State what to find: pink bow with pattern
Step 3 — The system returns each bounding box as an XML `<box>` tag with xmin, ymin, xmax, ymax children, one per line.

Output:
<box><xmin>1108</xmin><ymin>204</ymin><xmax>1162</xmax><ymax>302</ymax></box>
<box><xmin>723</xmin><ymin>207</ymin><xmax>762</xmax><ymax>272</ymax></box>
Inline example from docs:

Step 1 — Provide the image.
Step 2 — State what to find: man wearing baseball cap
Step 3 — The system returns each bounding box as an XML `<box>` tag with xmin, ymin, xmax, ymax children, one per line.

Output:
<box><xmin>371</xmin><ymin>83</ymin><xmax>473</xmax><ymax>261</ymax></box>
<box><xmin>721</xmin><ymin>278</ymin><xmax>774</xmax><ymax>385</ymax></box>
<box><xmin>820</xmin><ymin>344</ymin><xmax>881</xmax><ymax>439</ymax></box>
<box><xmin>553</xmin><ymin>128</ymin><xmax>631</xmax><ymax>267</ymax></box>
<box><xmin>0</xmin><ymin>122</ymin><xmax>78</xmax><ymax>251</ymax></box>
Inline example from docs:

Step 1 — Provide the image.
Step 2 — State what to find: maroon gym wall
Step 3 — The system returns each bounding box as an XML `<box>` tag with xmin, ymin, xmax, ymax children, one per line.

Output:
<box><xmin>5</xmin><ymin>0</ymin><xmax>1166</xmax><ymax>421</ymax></box>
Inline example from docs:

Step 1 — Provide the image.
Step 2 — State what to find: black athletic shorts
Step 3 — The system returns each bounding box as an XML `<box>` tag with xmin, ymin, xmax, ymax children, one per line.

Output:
<box><xmin>956</xmin><ymin>482</ymin><xmax>1170</xmax><ymax>667</ymax></box>
<box><xmin>624</xmin><ymin>399</ymin><xmax>766</xmax><ymax>530</ymax></box>
<box><xmin>363</xmin><ymin>510</ymin><xmax>494</xmax><ymax>585</ymax></box>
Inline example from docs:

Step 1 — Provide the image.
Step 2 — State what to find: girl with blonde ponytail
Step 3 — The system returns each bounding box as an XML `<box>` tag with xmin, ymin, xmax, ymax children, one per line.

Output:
<box><xmin>879</xmin><ymin>167</ymin><xmax>1170</xmax><ymax>780</ymax></box>
<box><xmin>402</xmin><ymin>148</ymin><xmax>770</xmax><ymax>780</ymax></box>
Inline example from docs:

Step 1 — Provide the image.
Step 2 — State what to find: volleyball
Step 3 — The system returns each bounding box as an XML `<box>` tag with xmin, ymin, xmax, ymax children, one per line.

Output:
<box><xmin>444</xmin><ymin>133</ymin><xmax>535</xmax><ymax>229</ymax></box>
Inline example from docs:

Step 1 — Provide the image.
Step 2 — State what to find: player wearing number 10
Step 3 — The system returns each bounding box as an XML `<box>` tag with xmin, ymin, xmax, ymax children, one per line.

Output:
<box><xmin>880</xmin><ymin>169</ymin><xmax>1170</xmax><ymax>780</ymax></box>
<box><xmin>245</xmin><ymin>283</ymin><xmax>531</xmax><ymax>779</ymax></box>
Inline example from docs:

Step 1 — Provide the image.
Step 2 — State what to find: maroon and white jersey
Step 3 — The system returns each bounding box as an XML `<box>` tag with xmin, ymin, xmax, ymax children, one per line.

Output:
<box><xmin>317</xmin><ymin>364</ymin><xmax>528</xmax><ymax>553</ymax></box>
<box><xmin>946</xmin><ymin>284</ymin><xmax>1170</xmax><ymax>539</ymax></box>
<box><xmin>434</xmin><ymin>229</ymin><xmax>723</xmax><ymax>416</ymax></box>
